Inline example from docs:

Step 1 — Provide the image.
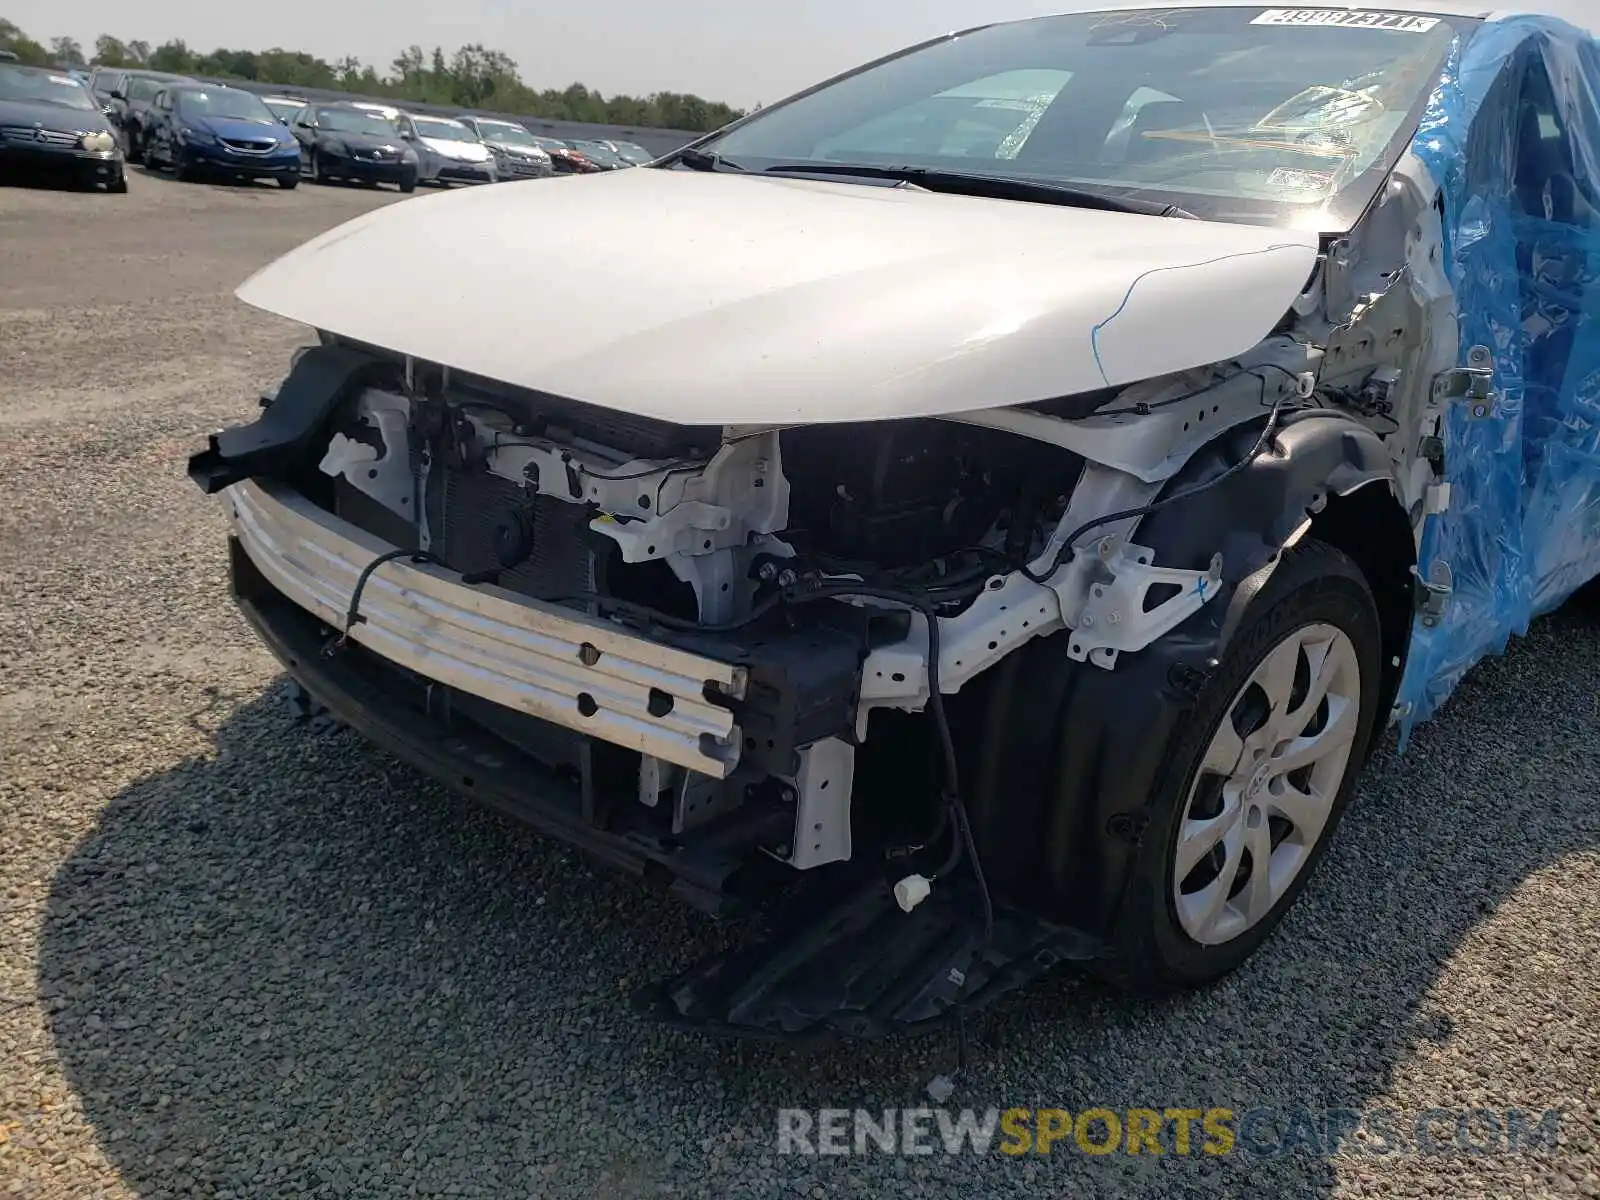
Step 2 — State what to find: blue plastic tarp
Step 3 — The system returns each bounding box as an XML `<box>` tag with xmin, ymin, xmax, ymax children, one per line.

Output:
<box><xmin>1398</xmin><ymin>14</ymin><xmax>1600</xmax><ymax>740</ymax></box>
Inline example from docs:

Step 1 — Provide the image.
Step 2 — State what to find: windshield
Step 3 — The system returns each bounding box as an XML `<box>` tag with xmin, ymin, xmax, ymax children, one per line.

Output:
<box><xmin>612</xmin><ymin>142</ymin><xmax>654</xmax><ymax>163</ymax></box>
<box><xmin>699</xmin><ymin>6</ymin><xmax>1463</xmax><ymax>229</ymax></box>
<box><xmin>264</xmin><ymin>99</ymin><xmax>304</xmax><ymax>118</ymax></box>
<box><xmin>412</xmin><ymin>117</ymin><xmax>476</xmax><ymax>141</ymax></box>
<box><xmin>478</xmin><ymin>120</ymin><xmax>536</xmax><ymax>146</ymax></box>
<box><xmin>0</xmin><ymin>66</ymin><xmax>95</xmax><ymax>111</ymax></box>
<box><xmin>125</xmin><ymin>77</ymin><xmax>167</xmax><ymax>104</ymax></box>
<box><xmin>176</xmin><ymin>89</ymin><xmax>275</xmax><ymax>123</ymax></box>
<box><xmin>318</xmin><ymin>108</ymin><xmax>396</xmax><ymax>135</ymax></box>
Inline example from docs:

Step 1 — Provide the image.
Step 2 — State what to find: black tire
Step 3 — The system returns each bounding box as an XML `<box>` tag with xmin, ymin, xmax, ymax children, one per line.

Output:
<box><xmin>125</xmin><ymin>128</ymin><xmax>144</xmax><ymax>165</ymax></box>
<box><xmin>277</xmin><ymin>174</ymin><xmax>299</xmax><ymax>190</ymax></box>
<box><xmin>173</xmin><ymin>150</ymin><xmax>196</xmax><ymax>182</ymax></box>
<box><xmin>399</xmin><ymin>176</ymin><xmax>416</xmax><ymax>194</ymax></box>
<box><xmin>107</xmin><ymin>176</ymin><xmax>128</xmax><ymax>194</ymax></box>
<box><xmin>1099</xmin><ymin>539</ymin><xmax>1383</xmax><ymax>992</ymax></box>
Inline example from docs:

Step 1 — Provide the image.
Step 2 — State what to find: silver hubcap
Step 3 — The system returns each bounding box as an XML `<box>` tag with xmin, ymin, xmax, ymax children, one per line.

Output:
<box><xmin>1172</xmin><ymin>622</ymin><xmax>1362</xmax><ymax>946</ymax></box>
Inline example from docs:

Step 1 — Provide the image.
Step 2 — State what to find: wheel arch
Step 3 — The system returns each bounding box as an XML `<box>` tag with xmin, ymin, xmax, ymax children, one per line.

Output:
<box><xmin>965</xmin><ymin>410</ymin><xmax>1415</xmax><ymax>940</ymax></box>
<box><xmin>1299</xmin><ymin>478</ymin><xmax>1417</xmax><ymax>742</ymax></box>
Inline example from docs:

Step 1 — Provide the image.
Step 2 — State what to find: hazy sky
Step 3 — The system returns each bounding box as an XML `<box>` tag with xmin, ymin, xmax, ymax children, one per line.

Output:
<box><xmin>9</xmin><ymin>2</ymin><xmax>1598</xmax><ymax>108</ymax></box>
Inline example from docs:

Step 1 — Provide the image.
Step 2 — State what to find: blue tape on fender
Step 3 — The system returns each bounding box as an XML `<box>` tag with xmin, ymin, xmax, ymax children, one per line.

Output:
<box><xmin>1397</xmin><ymin>15</ymin><xmax>1600</xmax><ymax>741</ymax></box>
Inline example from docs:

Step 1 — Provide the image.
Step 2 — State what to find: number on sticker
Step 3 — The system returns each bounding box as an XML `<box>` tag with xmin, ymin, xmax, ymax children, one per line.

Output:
<box><xmin>1252</xmin><ymin>9</ymin><xmax>1442</xmax><ymax>33</ymax></box>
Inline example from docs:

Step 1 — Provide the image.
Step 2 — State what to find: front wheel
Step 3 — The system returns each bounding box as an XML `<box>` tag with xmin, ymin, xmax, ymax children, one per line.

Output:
<box><xmin>399</xmin><ymin>175</ymin><xmax>416</xmax><ymax>194</ymax></box>
<box><xmin>277</xmin><ymin>174</ymin><xmax>299</xmax><ymax>190</ymax></box>
<box><xmin>173</xmin><ymin>150</ymin><xmax>196</xmax><ymax>182</ymax></box>
<box><xmin>1103</xmin><ymin>539</ymin><xmax>1383</xmax><ymax>991</ymax></box>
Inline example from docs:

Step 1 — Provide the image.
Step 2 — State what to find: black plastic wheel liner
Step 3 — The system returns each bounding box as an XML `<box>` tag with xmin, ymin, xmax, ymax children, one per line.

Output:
<box><xmin>634</xmin><ymin>876</ymin><xmax>1102</xmax><ymax>1043</ymax></box>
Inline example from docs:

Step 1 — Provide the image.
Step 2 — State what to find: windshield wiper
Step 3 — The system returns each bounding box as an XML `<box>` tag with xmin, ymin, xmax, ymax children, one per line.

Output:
<box><xmin>675</xmin><ymin>147</ymin><xmax>746</xmax><ymax>173</ymax></box>
<box><xmin>758</xmin><ymin>163</ymin><xmax>1197</xmax><ymax>218</ymax></box>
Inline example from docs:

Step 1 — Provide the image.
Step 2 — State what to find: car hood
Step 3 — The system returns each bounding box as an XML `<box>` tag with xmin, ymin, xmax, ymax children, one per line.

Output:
<box><xmin>0</xmin><ymin>98</ymin><xmax>110</xmax><ymax>134</ymax></box>
<box><xmin>196</xmin><ymin>115</ymin><xmax>290</xmax><ymax>143</ymax></box>
<box><xmin>328</xmin><ymin>130</ymin><xmax>405</xmax><ymax>153</ymax></box>
<box><xmin>235</xmin><ymin>167</ymin><xmax>1321</xmax><ymax>426</ymax></box>
<box><xmin>491</xmin><ymin>142</ymin><xmax>549</xmax><ymax>159</ymax></box>
<box><xmin>421</xmin><ymin>136</ymin><xmax>489</xmax><ymax>162</ymax></box>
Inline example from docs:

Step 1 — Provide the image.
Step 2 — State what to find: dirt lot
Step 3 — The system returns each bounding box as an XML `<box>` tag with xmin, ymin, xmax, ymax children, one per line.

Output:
<box><xmin>1</xmin><ymin>170</ymin><xmax>1598</xmax><ymax>1200</ymax></box>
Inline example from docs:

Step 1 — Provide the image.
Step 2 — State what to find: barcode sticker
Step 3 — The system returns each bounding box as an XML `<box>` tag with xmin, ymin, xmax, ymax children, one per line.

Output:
<box><xmin>1252</xmin><ymin>9</ymin><xmax>1442</xmax><ymax>32</ymax></box>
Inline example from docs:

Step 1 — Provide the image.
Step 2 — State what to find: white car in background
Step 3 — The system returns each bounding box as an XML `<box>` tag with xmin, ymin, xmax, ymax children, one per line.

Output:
<box><xmin>393</xmin><ymin>111</ymin><xmax>497</xmax><ymax>186</ymax></box>
<box><xmin>457</xmin><ymin>114</ymin><xmax>555</xmax><ymax>180</ymax></box>
<box><xmin>349</xmin><ymin>101</ymin><xmax>403</xmax><ymax>123</ymax></box>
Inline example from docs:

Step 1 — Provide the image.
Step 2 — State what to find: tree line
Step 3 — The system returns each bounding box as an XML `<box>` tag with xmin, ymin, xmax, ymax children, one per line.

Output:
<box><xmin>0</xmin><ymin>19</ymin><xmax>747</xmax><ymax>131</ymax></box>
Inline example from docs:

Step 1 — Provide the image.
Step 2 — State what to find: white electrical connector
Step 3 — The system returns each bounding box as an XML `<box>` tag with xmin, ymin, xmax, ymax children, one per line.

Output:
<box><xmin>893</xmin><ymin>874</ymin><xmax>933</xmax><ymax>913</ymax></box>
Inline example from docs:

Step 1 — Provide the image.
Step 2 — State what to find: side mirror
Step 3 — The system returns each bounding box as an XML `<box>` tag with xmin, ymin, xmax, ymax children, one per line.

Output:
<box><xmin>110</xmin><ymin>88</ymin><xmax>125</xmax><ymax>101</ymax></box>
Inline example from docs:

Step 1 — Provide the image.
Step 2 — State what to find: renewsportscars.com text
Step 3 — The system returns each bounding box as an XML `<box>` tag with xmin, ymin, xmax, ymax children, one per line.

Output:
<box><xmin>776</xmin><ymin>1106</ymin><xmax>1565</xmax><ymax>1158</ymax></box>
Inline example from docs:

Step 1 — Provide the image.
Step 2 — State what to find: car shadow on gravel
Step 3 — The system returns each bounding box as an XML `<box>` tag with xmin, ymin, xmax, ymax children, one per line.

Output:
<box><xmin>0</xmin><ymin>174</ymin><xmax>118</xmax><ymax>194</ymax></box>
<box><xmin>37</xmin><ymin>603</ymin><xmax>1600</xmax><ymax>1197</ymax></box>
<box><xmin>136</xmin><ymin>165</ymin><xmax>295</xmax><ymax>192</ymax></box>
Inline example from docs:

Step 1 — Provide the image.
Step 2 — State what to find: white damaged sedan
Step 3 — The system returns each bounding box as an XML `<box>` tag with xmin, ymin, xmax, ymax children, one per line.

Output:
<box><xmin>188</xmin><ymin>3</ymin><xmax>1600</xmax><ymax>1038</ymax></box>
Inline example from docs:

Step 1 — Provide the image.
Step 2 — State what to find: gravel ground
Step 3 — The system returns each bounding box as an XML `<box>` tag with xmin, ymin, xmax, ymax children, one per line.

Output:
<box><xmin>2</xmin><ymin>169</ymin><xmax>1598</xmax><ymax>1200</ymax></box>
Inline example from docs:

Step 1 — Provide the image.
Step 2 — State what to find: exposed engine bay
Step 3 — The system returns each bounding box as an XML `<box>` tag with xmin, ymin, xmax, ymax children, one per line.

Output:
<box><xmin>276</xmin><ymin>343</ymin><xmax>1288</xmax><ymax>875</ymax></box>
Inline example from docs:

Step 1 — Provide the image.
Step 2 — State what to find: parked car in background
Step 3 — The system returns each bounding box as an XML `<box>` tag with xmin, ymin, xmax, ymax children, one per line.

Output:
<box><xmin>597</xmin><ymin>139</ymin><xmax>655</xmax><ymax>165</ymax></box>
<box><xmin>569</xmin><ymin>139</ymin><xmax>629</xmax><ymax>170</ymax></box>
<box><xmin>528</xmin><ymin>134</ymin><xmax>601</xmax><ymax>174</ymax></box>
<box><xmin>349</xmin><ymin>101</ymin><xmax>403</xmax><ymax>124</ymax></box>
<box><xmin>0</xmin><ymin>50</ymin><xmax>17</xmax><ymax>64</ymax></box>
<box><xmin>0</xmin><ymin>62</ymin><xmax>125</xmax><ymax>191</ymax></box>
<box><xmin>394</xmin><ymin>112</ymin><xmax>496</xmax><ymax>185</ymax></box>
<box><xmin>261</xmin><ymin>95</ymin><xmax>308</xmax><ymax>126</ymax></box>
<box><xmin>143</xmin><ymin>84</ymin><xmax>300</xmax><ymax>188</ymax></box>
<box><xmin>291</xmin><ymin>103</ymin><xmax>417</xmax><ymax>192</ymax></box>
<box><xmin>112</xmin><ymin>71</ymin><xmax>195</xmax><ymax>162</ymax></box>
<box><xmin>456</xmin><ymin>115</ymin><xmax>553</xmax><ymax>180</ymax></box>
<box><xmin>86</xmin><ymin>65</ymin><xmax>121</xmax><ymax>111</ymax></box>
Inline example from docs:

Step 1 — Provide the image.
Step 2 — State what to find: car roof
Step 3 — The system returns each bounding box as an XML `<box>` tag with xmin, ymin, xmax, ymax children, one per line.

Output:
<box><xmin>1037</xmin><ymin>1</ymin><xmax>1596</xmax><ymax>31</ymax></box>
<box><xmin>0</xmin><ymin>62</ymin><xmax>68</xmax><ymax>77</ymax></box>
<box><xmin>169</xmin><ymin>83</ymin><xmax>249</xmax><ymax>96</ymax></box>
